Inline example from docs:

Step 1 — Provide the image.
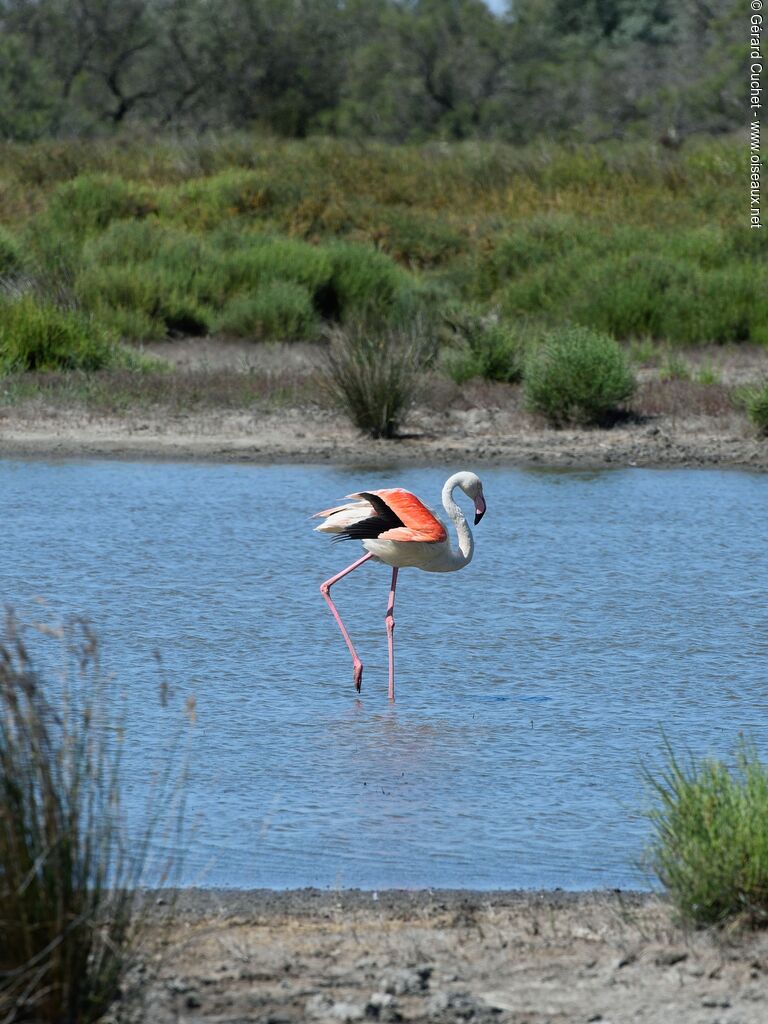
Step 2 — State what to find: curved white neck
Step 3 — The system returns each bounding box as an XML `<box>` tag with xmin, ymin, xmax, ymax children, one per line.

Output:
<box><xmin>441</xmin><ymin>473</ymin><xmax>474</xmax><ymax>569</ymax></box>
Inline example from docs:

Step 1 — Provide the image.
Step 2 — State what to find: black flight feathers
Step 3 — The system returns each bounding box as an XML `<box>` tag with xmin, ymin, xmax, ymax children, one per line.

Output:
<box><xmin>333</xmin><ymin>492</ymin><xmax>405</xmax><ymax>542</ymax></box>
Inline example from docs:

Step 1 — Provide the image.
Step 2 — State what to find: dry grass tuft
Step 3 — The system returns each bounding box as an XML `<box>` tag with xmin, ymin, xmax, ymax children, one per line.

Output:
<box><xmin>0</xmin><ymin>611</ymin><xmax>187</xmax><ymax>1023</ymax></box>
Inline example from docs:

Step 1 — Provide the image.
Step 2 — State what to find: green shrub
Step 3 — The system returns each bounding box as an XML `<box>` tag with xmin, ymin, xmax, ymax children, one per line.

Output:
<box><xmin>0</xmin><ymin>226</ymin><xmax>23</xmax><ymax>276</ymax></box>
<box><xmin>81</xmin><ymin>218</ymin><xmax>210</xmax><ymax>269</ymax></box>
<box><xmin>488</xmin><ymin>218</ymin><xmax>768</xmax><ymax>346</ymax></box>
<box><xmin>524</xmin><ymin>326</ymin><xmax>636</xmax><ymax>426</ymax></box>
<box><xmin>645</xmin><ymin>739</ymin><xmax>768</xmax><ymax>927</ymax></box>
<box><xmin>326</xmin><ymin>242</ymin><xmax>415</xmax><ymax>321</ymax></box>
<box><xmin>76</xmin><ymin>263</ymin><xmax>212</xmax><ymax>337</ymax></box>
<box><xmin>742</xmin><ymin>381</ymin><xmax>768</xmax><ymax>436</ymax></box>
<box><xmin>476</xmin><ymin>215</ymin><xmax>604</xmax><ymax>299</ymax></box>
<box><xmin>214</xmin><ymin>281</ymin><xmax>317</xmax><ymax>339</ymax></box>
<box><xmin>0</xmin><ymin>295</ymin><xmax>118</xmax><ymax>372</ymax></box>
<box><xmin>45</xmin><ymin>174</ymin><xmax>154</xmax><ymax>238</ymax></box>
<box><xmin>374</xmin><ymin>207</ymin><xmax>466</xmax><ymax>268</ymax></box>
<box><xmin>442</xmin><ymin>309</ymin><xmax>527</xmax><ymax>384</ymax></box>
<box><xmin>218</xmin><ymin>235</ymin><xmax>333</xmax><ymax>295</ymax></box>
<box><xmin>160</xmin><ymin>169</ymin><xmax>300</xmax><ymax>229</ymax></box>
<box><xmin>323</xmin><ymin>319</ymin><xmax>436</xmax><ymax>438</ymax></box>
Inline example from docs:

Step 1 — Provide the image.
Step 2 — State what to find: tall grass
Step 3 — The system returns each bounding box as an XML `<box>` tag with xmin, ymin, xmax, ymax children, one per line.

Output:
<box><xmin>741</xmin><ymin>381</ymin><xmax>768</xmax><ymax>436</ymax></box>
<box><xmin>0</xmin><ymin>612</ymin><xmax>188</xmax><ymax>1023</ymax></box>
<box><xmin>645</xmin><ymin>739</ymin><xmax>768</xmax><ymax>927</ymax></box>
<box><xmin>323</xmin><ymin>318</ymin><xmax>436</xmax><ymax>438</ymax></box>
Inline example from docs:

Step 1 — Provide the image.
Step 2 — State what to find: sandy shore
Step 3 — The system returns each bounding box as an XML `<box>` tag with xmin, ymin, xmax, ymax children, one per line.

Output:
<box><xmin>1</xmin><ymin>404</ymin><xmax>767</xmax><ymax>470</ymax></box>
<box><xmin>1</xmin><ymin>339</ymin><xmax>767</xmax><ymax>470</ymax></box>
<box><xmin>118</xmin><ymin>889</ymin><xmax>768</xmax><ymax>1023</ymax></box>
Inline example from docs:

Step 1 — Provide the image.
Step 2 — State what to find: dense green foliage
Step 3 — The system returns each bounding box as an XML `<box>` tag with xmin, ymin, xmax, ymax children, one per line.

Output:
<box><xmin>646</xmin><ymin>740</ymin><xmax>768</xmax><ymax>927</ymax></box>
<box><xmin>0</xmin><ymin>294</ymin><xmax>130</xmax><ymax>372</ymax></box>
<box><xmin>524</xmin><ymin>326</ymin><xmax>636</xmax><ymax>425</ymax></box>
<box><xmin>0</xmin><ymin>134</ymin><xmax>761</xmax><ymax>356</ymax></box>
<box><xmin>0</xmin><ymin>0</ymin><xmax>741</xmax><ymax>144</ymax></box>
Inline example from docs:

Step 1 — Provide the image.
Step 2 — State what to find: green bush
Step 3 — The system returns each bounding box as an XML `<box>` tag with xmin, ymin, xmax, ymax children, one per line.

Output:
<box><xmin>73</xmin><ymin>221</ymin><xmax>415</xmax><ymax>340</ymax></box>
<box><xmin>76</xmin><ymin>263</ymin><xmax>212</xmax><ymax>337</ymax></box>
<box><xmin>45</xmin><ymin>174</ymin><xmax>154</xmax><ymax>238</ymax></box>
<box><xmin>0</xmin><ymin>226</ymin><xmax>23</xmax><ymax>276</ymax></box>
<box><xmin>442</xmin><ymin>309</ymin><xmax>527</xmax><ymax>384</ymax></box>
<box><xmin>214</xmin><ymin>281</ymin><xmax>317</xmax><ymax>339</ymax></box>
<box><xmin>487</xmin><ymin>217</ymin><xmax>768</xmax><ymax>346</ymax></box>
<box><xmin>323</xmin><ymin>319</ymin><xmax>436</xmax><ymax>438</ymax></box>
<box><xmin>374</xmin><ymin>207</ymin><xmax>466</xmax><ymax>268</ymax></box>
<box><xmin>326</xmin><ymin>242</ymin><xmax>415</xmax><ymax>321</ymax></box>
<box><xmin>0</xmin><ymin>295</ymin><xmax>118</xmax><ymax>372</ymax></box>
<box><xmin>524</xmin><ymin>326</ymin><xmax>636</xmax><ymax>426</ymax></box>
<box><xmin>219</xmin><ymin>235</ymin><xmax>333</xmax><ymax>295</ymax></box>
<box><xmin>742</xmin><ymin>381</ymin><xmax>768</xmax><ymax>436</ymax></box>
<box><xmin>645</xmin><ymin>739</ymin><xmax>768</xmax><ymax>927</ymax></box>
<box><xmin>161</xmin><ymin>169</ymin><xmax>295</xmax><ymax>228</ymax></box>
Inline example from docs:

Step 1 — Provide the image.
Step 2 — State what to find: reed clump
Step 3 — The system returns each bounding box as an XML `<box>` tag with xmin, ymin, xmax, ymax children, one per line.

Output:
<box><xmin>323</xmin><ymin>318</ymin><xmax>436</xmax><ymax>438</ymax></box>
<box><xmin>741</xmin><ymin>381</ymin><xmax>768</xmax><ymax>436</ymax></box>
<box><xmin>645</xmin><ymin>739</ymin><xmax>768</xmax><ymax>927</ymax></box>
<box><xmin>0</xmin><ymin>613</ymin><xmax>186</xmax><ymax>1023</ymax></box>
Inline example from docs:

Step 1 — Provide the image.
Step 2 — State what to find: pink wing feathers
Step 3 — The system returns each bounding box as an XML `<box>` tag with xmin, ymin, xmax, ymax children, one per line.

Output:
<box><xmin>313</xmin><ymin>487</ymin><xmax>446</xmax><ymax>543</ymax></box>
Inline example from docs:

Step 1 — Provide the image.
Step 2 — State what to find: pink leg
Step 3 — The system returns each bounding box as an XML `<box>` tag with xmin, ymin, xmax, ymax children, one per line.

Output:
<box><xmin>385</xmin><ymin>567</ymin><xmax>398</xmax><ymax>702</ymax></box>
<box><xmin>320</xmin><ymin>552</ymin><xmax>374</xmax><ymax>692</ymax></box>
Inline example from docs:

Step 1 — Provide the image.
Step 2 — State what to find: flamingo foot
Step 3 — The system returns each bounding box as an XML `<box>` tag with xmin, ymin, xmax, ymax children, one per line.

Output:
<box><xmin>353</xmin><ymin>661</ymin><xmax>363</xmax><ymax>692</ymax></box>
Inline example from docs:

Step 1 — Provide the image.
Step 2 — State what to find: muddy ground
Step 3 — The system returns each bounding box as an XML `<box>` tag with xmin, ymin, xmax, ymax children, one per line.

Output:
<box><xmin>0</xmin><ymin>341</ymin><xmax>766</xmax><ymax>469</ymax></box>
<box><xmin>117</xmin><ymin>889</ymin><xmax>768</xmax><ymax>1024</ymax></box>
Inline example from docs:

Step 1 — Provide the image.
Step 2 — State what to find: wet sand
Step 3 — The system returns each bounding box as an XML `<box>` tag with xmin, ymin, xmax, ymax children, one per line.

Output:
<box><xmin>119</xmin><ymin>889</ymin><xmax>768</xmax><ymax>1023</ymax></box>
<box><xmin>1</xmin><ymin>403</ymin><xmax>767</xmax><ymax>471</ymax></box>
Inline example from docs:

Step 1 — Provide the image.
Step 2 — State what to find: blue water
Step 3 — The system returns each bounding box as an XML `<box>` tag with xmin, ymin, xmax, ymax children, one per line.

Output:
<box><xmin>1</xmin><ymin>460</ymin><xmax>767</xmax><ymax>890</ymax></box>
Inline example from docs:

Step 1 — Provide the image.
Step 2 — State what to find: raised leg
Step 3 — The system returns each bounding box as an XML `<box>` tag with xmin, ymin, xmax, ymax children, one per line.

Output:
<box><xmin>320</xmin><ymin>552</ymin><xmax>374</xmax><ymax>692</ymax></box>
<box><xmin>385</xmin><ymin>567</ymin><xmax>398</xmax><ymax>702</ymax></box>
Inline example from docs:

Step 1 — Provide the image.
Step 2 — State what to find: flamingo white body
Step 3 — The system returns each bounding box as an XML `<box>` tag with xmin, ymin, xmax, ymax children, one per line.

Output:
<box><xmin>313</xmin><ymin>471</ymin><xmax>487</xmax><ymax>700</ymax></box>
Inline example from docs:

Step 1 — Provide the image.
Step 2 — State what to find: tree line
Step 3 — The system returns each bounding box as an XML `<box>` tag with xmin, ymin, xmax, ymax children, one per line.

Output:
<box><xmin>0</xmin><ymin>0</ymin><xmax>742</xmax><ymax>143</ymax></box>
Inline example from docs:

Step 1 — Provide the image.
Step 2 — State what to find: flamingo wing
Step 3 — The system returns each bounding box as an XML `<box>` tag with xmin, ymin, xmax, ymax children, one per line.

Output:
<box><xmin>313</xmin><ymin>487</ymin><xmax>446</xmax><ymax>544</ymax></box>
<box><xmin>363</xmin><ymin>488</ymin><xmax>447</xmax><ymax>543</ymax></box>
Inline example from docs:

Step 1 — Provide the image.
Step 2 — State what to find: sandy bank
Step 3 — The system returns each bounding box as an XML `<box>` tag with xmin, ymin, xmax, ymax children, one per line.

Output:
<box><xmin>1</xmin><ymin>404</ymin><xmax>767</xmax><ymax>470</ymax></box>
<box><xmin>119</xmin><ymin>888</ymin><xmax>768</xmax><ymax>1023</ymax></box>
<box><xmin>2</xmin><ymin>340</ymin><xmax>766</xmax><ymax>469</ymax></box>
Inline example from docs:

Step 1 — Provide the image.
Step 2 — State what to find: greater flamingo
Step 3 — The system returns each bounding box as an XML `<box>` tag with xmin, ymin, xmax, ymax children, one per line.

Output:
<box><xmin>313</xmin><ymin>471</ymin><xmax>487</xmax><ymax>701</ymax></box>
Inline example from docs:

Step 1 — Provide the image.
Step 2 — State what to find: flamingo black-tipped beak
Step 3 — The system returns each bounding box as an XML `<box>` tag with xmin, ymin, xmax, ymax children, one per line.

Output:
<box><xmin>474</xmin><ymin>495</ymin><xmax>487</xmax><ymax>525</ymax></box>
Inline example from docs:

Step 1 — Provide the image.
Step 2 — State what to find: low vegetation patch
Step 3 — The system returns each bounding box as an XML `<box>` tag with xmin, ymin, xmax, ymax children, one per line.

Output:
<box><xmin>524</xmin><ymin>326</ymin><xmax>636</xmax><ymax>426</ymax></box>
<box><xmin>442</xmin><ymin>309</ymin><xmax>528</xmax><ymax>385</ymax></box>
<box><xmin>645</xmin><ymin>739</ymin><xmax>768</xmax><ymax>927</ymax></box>
<box><xmin>741</xmin><ymin>381</ymin><xmax>768</xmax><ymax>436</ymax></box>
<box><xmin>0</xmin><ymin>294</ymin><xmax>130</xmax><ymax>373</ymax></box>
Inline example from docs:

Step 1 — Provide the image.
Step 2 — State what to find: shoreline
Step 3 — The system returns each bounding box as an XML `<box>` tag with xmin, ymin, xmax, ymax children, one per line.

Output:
<box><xmin>123</xmin><ymin>887</ymin><xmax>768</xmax><ymax>1023</ymax></box>
<box><xmin>2</xmin><ymin>340</ymin><xmax>767</xmax><ymax>470</ymax></box>
<box><xmin>1</xmin><ymin>407</ymin><xmax>767</xmax><ymax>470</ymax></box>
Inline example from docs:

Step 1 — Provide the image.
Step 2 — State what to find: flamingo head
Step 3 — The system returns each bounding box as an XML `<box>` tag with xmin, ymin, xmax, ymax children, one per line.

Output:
<box><xmin>454</xmin><ymin>471</ymin><xmax>486</xmax><ymax>525</ymax></box>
